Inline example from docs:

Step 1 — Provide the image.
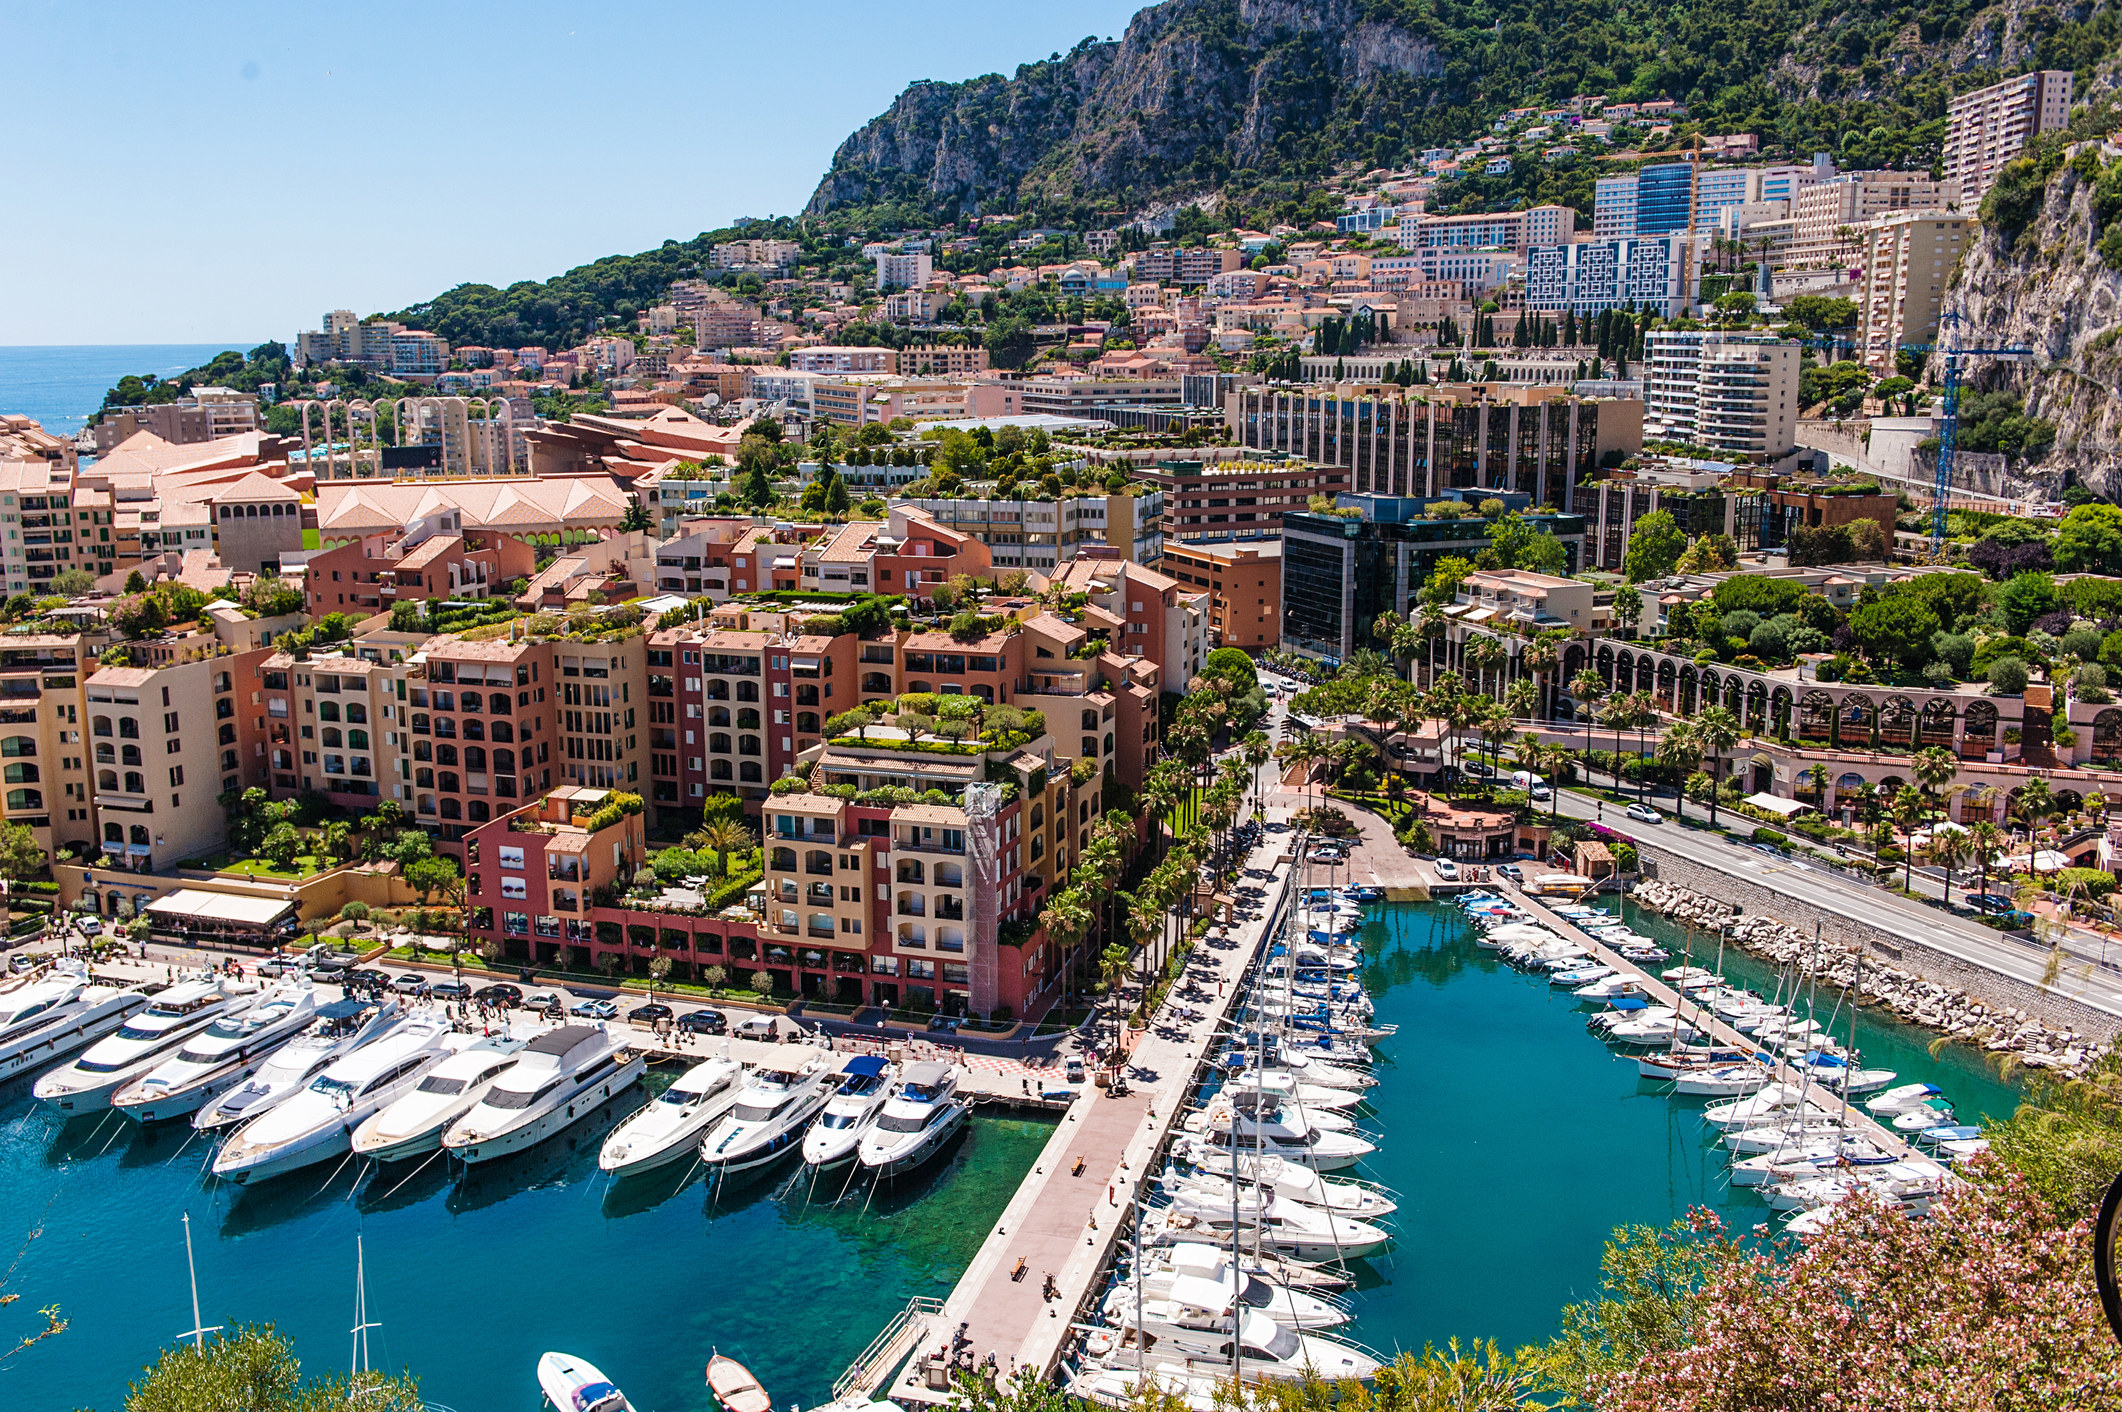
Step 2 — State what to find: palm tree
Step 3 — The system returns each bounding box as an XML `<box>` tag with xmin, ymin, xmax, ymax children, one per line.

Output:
<box><xmin>1600</xmin><ymin>695</ymin><xmax>1635</xmax><ymax>792</ymax></box>
<box><xmin>1466</xmin><ymin>635</ymin><xmax>1508</xmax><ymax>699</ymax></box>
<box><xmin>1968</xmin><ymin>819</ymin><xmax>2004</xmax><ymax>905</ymax></box>
<box><xmin>1570</xmin><ymin>668</ymin><xmax>1607</xmax><ymax>781</ymax></box>
<box><xmin>1892</xmin><ymin>784</ymin><xmax>1926</xmax><ymax>892</ymax></box>
<box><xmin>1931</xmin><ymin>827</ymin><xmax>1971</xmax><ymax>906</ymax></box>
<box><xmin>1415</xmin><ymin>603</ymin><xmax>1449</xmax><ymax>686</ymax></box>
<box><xmin>1039</xmin><ymin>886</ymin><xmax>1093</xmax><ymax>1007</ymax></box>
<box><xmin>1912</xmin><ymin>745</ymin><xmax>1960</xmax><ymax>816</ymax></box>
<box><xmin>1629</xmin><ymin>691</ymin><xmax>1660</xmax><ymax>805</ymax></box>
<box><xmin>1521</xmin><ymin>631</ymin><xmax>1564</xmax><ymax>722</ymax></box>
<box><xmin>1656</xmin><ymin>721</ymin><xmax>1703</xmax><ymax>820</ymax></box>
<box><xmin>1241</xmin><ymin>731</ymin><xmax>1271</xmax><ymax>820</ymax></box>
<box><xmin>1693</xmin><ymin>705</ymin><xmax>1741</xmax><ymax>828</ymax></box>
<box><xmin>1800</xmin><ymin>762</ymin><xmax>1831</xmax><ymax>807</ymax></box>
<box><xmin>2012</xmin><ymin>779</ymin><xmax>2057</xmax><ymax>884</ymax></box>
<box><xmin>1504</xmin><ymin>678</ymin><xmax>1537</xmax><ymax>723</ymax></box>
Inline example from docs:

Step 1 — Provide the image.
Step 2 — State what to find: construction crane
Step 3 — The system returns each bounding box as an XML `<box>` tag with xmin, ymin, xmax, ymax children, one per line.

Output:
<box><xmin>1921</xmin><ymin>311</ymin><xmax>2033</xmax><ymax>556</ymax></box>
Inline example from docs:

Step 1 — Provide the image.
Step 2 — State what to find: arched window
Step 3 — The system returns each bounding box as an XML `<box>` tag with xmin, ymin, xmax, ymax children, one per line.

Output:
<box><xmin>124</xmin><ymin>772</ymin><xmax>144</xmax><ymax>793</ymax></box>
<box><xmin>117</xmin><ymin>717</ymin><xmax>138</xmax><ymax>739</ymax></box>
<box><xmin>221</xmin><ymin>750</ymin><xmax>237</xmax><ymax>771</ymax></box>
<box><xmin>218</xmin><ymin>723</ymin><xmax>236</xmax><ymax>745</ymax></box>
<box><xmin>796</xmin><ymin>713</ymin><xmax>819</xmax><ymax>734</ymax></box>
<box><xmin>739</xmin><ymin>762</ymin><xmax>762</xmax><ymax>782</ymax></box>
<box><xmin>97</xmin><ymin>769</ymin><xmax>118</xmax><ymax>791</ymax></box>
<box><xmin>710</xmin><ymin>733</ymin><xmax>731</xmax><ymax>754</ymax></box>
<box><xmin>0</xmin><ymin>737</ymin><xmax>33</xmax><ymax>758</ymax></box>
<box><xmin>321</xmin><ymin>728</ymin><xmax>342</xmax><ymax>748</ymax></box>
<box><xmin>709</xmin><ymin>706</ymin><xmax>731</xmax><ymax>728</ymax></box>
<box><xmin>348</xmin><ymin>729</ymin><xmax>369</xmax><ymax>750</ymax></box>
<box><xmin>736</xmin><ymin>708</ymin><xmax>760</xmax><ymax>730</ymax></box>
<box><xmin>460</xmin><ymin>692</ymin><xmax>482</xmax><ymax>713</ymax></box>
<box><xmin>735</xmin><ymin>681</ymin><xmax>759</xmax><ymax>702</ymax></box>
<box><xmin>129</xmin><ymin>825</ymin><xmax>149</xmax><ymax>846</ymax></box>
<box><xmin>464</xmin><ymin>747</ymin><xmax>487</xmax><ymax>771</ymax></box>
<box><xmin>438</xmin><ymin>771</ymin><xmax>460</xmax><ymax>793</ymax></box>
<box><xmin>318</xmin><ymin>702</ymin><xmax>340</xmax><ymax>722</ymax></box>
<box><xmin>467</xmin><ymin>800</ymin><xmax>490</xmax><ymax>822</ymax></box>
<box><xmin>413</xmin><ymin>739</ymin><xmax>432</xmax><ymax>762</ymax></box>
<box><xmin>91</xmin><ymin>717</ymin><xmax>112</xmax><ymax>738</ymax></box>
<box><xmin>120</xmin><ymin>744</ymin><xmax>142</xmax><ymax>766</ymax></box>
<box><xmin>492</xmin><ymin>748</ymin><xmax>515</xmax><ymax>772</ymax></box>
<box><xmin>344</xmin><ymin>703</ymin><xmax>367</xmax><ymax>724</ymax></box>
<box><xmin>2</xmin><ymin>763</ymin><xmax>37</xmax><ymax>784</ymax></box>
<box><xmin>711</xmin><ymin>760</ymin><xmax>733</xmax><ymax>779</ymax></box>
<box><xmin>95</xmin><ymin>743</ymin><xmax>114</xmax><ymax>763</ymax></box>
<box><xmin>102</xmin><ymin>822</ymin><xmax>122</xmax><ymax>843</ymax></box>
<box><xmin>439</xmin><ymin>798</ymin><xmax>461</xmax><ymax>820</ymax></box>
<box><xmin>4</xmin><ymin>790</ymin><xmax>39</xmax><ymax>810</ymax></box>
<box><xmin>462</xmin><ymin>719</ymin><xmax>485</xmax><ymax>741</ymax></box>
<box><xmin>770</xmin><ymin>847</ymin><xmax>797</xmax><ymax>871</ymax></box>
<box><xmin>490</xmin><ymin>721</ymin><xmax>514</xmax><ymax>743</ymax></box>
<box><xmin>437</xmin><ymin>744</ymin><xmax>459</xmax><ymax>767</ymax></box>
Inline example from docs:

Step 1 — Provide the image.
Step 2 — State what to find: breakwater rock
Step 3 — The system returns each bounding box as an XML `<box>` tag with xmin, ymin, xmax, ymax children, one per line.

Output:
<box><xmin>1629</xmin><ymin>879</ymin><xmax>2108</xmax><ymax>1079</ymax></box>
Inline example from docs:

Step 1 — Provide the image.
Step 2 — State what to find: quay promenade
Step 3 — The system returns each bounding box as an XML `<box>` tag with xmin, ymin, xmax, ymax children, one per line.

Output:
<box><xmin>864</xmin><ymin>823</ymin><xmax>1301</xmax><ymax>1403</ymax></box>
<box><xmin>1504</xmin><ymin>886</ymin><xmax>1918</xmax><ymax>1159</ymax></box>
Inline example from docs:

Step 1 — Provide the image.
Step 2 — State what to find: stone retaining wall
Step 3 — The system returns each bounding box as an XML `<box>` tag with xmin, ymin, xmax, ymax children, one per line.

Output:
<box><xmin>1637</xmin><ymin>842</ymin><xmax>2122</xmax><ymax>1048</ymax></box>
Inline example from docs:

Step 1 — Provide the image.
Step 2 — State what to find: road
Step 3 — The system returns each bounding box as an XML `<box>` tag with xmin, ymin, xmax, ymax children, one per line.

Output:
<box><xmin>1546</xmin><ymin>788</ymin><xmax>2122</xmax><ymax>1022</ymax></box>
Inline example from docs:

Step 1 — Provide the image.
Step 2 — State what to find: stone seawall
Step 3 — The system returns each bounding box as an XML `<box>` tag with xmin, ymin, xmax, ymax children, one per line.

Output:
<box><xmin>1635</xmin><ymin>844</ymin><xmax>2121</xmax><ymax>1054</ymax></box>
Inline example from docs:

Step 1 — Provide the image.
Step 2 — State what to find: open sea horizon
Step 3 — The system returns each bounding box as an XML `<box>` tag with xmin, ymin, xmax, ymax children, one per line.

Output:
<box><xmin>0</xmin><ymin>344</ymin><xmax>252</xmax><ymax>439</ymax></box>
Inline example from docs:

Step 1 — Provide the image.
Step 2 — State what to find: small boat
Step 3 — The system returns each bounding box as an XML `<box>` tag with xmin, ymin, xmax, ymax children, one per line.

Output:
<box><xmin>1669</xmin><ymin>1062</ymin><xmax>1774</xmax><ymax>1098</ymax></box>
<box><xmin>539</xmin><ymin>1350</ymin><xmax>633</xmax><ymax>1412</ymax></box>
<box><xmin>602</xmin><ymin>1053</ymin><xmax>747</xmax><ymax>1176</ymax></box>
<box><xmin>706</xmin><ymin>1353</ymin><xmax>771</xmax><ymax>1412</ymax></box>
<box><xmin>1865</xmin><ymin>1082</ymin><xmax>1945</xmax><ymax>1116</ymax></box>
<box><xmin>802</xmin><ymin>1055</ymin><xmax>898</xmax><ymax>1168</ymax></box>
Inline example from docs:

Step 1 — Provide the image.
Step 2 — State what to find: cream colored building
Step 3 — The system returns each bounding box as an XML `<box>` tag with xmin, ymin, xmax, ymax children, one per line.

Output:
<box><xmin>1788</xmin><ymin>173</ymin><xmax>1960</xmax><ymax>269</ymax></box>
<box><xmin>1945</xmin><ymin>70</ymin><xmax>2073</xmax><ymax>205</ymax></box>
<box><xmin>1859</xmin><ymin>213</ymin><xmax>1975</xmax><ymax>374</ymax></box>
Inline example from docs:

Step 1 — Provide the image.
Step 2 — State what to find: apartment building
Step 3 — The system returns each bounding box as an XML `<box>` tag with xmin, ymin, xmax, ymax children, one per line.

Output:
<box><xmin>92</xmin><ymin>389</ymin><xmax>260</xmax><ymax>453</ymax></box>
<box><xmin>1592</xmin><ymin>162</ymin><xmax>1696</xmax><ymax>238</ymax></box>
<box><xmin>295</xmin><ymin>312</ymin><xmax>449</xmax><ymax>374</ymax></box>
<box><xmin>1227</xmin><ymin>384</ymin><xmax>1640</xmax><ymax>507</ymax></box>
<box><xmin>874</xmin><ymin>251</ymin><xmax>935</xmax><ymax>290</ymax></box>
<box><xmin>1395</xmin><ymin>204</ymin><xmax>1573</xmax><ymax>253</ymax></box>
<box><xmin>1017</xmin><ymin>378</ymin><xmax>1183</xmax><ymax>418</ymax></box>
<box><xmin>711</xmin><ymin>239</ymin><xmax>801</xmax><ymax>269</ymax></box>
<box><xmin>1789</xmin><ymin>172</ymin><xmax>1960</xmax><ymax>268</ymax></box>
<box><xmin>254</xmin><ymin>642</ymin><xmax>420</xmax><ymax>817</ymax></box>
<box><xmin>90</xmin><ymin>606</ymin><xmax>304</xmax><ymax>872</ymax></box>
<box><xmin>1859</xmin><ymin>213</ymin><xmax>1976</xmax><ymax>374</ymax></box>
<box><xmin>306</xmin><ymin>520</ymin><xmax>537</xmax><ymax>617</ymax></box>
<box><xmin>791</xmin><ymin>346</ymin><xmax>899</xmax><ymax>375</ymax></box>
<box><xmin>899</xmin><ymin>346</ymin><xmax>990</xmax><ymax>377</ymax></box>
<box><xmin>0</xmin><ymin>633</ymin><xmax>99</xmax><ymax>856</ymax></box>
<box><xmin>1056</xmin><ymin>557</ymin><xmax>1208</xmax><ymax>702</ymax></box>
<box><xmin>1644</xmin><ymin>332</ymin><xmax>1801</xmax><ymax>459</ymax></box>
<box><xmin>1454</xmin><ymin>568</ymin><xmax>1596</xmax><ymax>631</ymax></box>
<box><xmin>1160</xmin><ymin>540</ymin><xmax>1282</xmax><ymax>649</ymax></box>
<box><xmin>1945</xmin><ymin>70</ymin><xmax>2073</xmax><ymax>204</ymax></box>
<box><xmin>1692</xmin><ymin>168</ymin><xmax>1763</xmax><ymax>229</ymax></box>
<box><xmin>0</xmin><ymin>457</ymin><xmax>81</xmax><ymax>596</ymax></box>
<box><xmin>1130</xmin><ymin>248</ymin><xmax>1242</xmax><ymax>287</ymax></box>
<box><xmin>892</xmin><ymin>491</ymin><xmax>1161</xmax><ymax>571</ymax></box>
<box><xmin>1135</xmin><ymin>456</ymin><xmax>1347</xmax><ymax>545</ymax></box>
<box><xmin>1524</xmin><ymin>235</ymin><xmax>1698</xmax><ymax>318</ymax></box>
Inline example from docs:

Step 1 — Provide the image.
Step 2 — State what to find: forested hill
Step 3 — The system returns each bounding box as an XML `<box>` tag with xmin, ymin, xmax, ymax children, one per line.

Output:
<box><xmin>809</xmin><ymin>0</ymin><xmax>2120</xmax><ymax>227</ymax></box>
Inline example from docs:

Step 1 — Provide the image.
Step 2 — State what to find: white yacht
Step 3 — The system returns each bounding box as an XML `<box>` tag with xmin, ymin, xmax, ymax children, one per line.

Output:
<box><xmin>537</xmin><ymin>1351</ymin><xmax>633</xmax><ymax>1412</ymax></box>
<box><xmin>1160</xmin><ymin>1163</ymin><xmax>1397</xmax><ymax>1221</ymax></box>
<box><xmin>599</xmin><ymin>1053</ymin><xmax>746</xmax><ymax>1176</ymax></box>
<box><xmin>0</xmin><ymin>960</ymin><xmax>151</xmax><ymax>1079</ymax></box>
<box><xmin>1157</xmin><ymin>1189</ymin><xmax>1391</xmax><ymax>1261</ymax></box>
<box><xmin>212</xmin><ymin>1016</ymin><xmax>457</xmax><ymax>1185</ymax></box>
<box><xmin>801</xmin><ymin>1055</ymin><xmax>896</xmax><ymax>1169</ymax></box>
<box><xmin>112</xmin><ymin>983</ymin><xmax>319</xmax><ymax>1123</ymax></box>
<box><xmin>1113</xmin><ymin>1242</ymin><xmax>1349</xmax><ymax>1330</ymax></box>
<box><xmin>1229</xmin><ymin>1069</ymin><xmax>1364</xmax><ymax>1113</ymax></box>
<box><xmin>35</xmin><ymin>976</ymin><xmax>258</xmax><ymax>1113</ymax></box>
<box><xmin>857</xmin><ymin>1060</ymin><xmax>970</xmax><ymax>1177</ymax></box>
<box><xmin>442</xmin><ymin>1024</ymin><xmax>642</xmax><ymax>1165</ymax></box>
<box><xmin>1177</xmin><ymin>1108</ymin><xmax>1374</xmax><ymax>1172</ymax></box>
<box><xmin>697</xmin><ymin>1059</ymin><xmax>833</xmax><ymax>1172</ymax></box>
<box><xmin>351</xmin><ymin>1034</ymin><xmax>526</xmax><ymax>1162</ymax></box>
<box><xmin>1101</xmin><ymin>1281</ymin><xmax>1381</xmax><ymax>1382</ymax></box>
<box><xmin>194</xmin><ymin>998</ymin><xmax>403</xmax><ymax>1133</ymax></box>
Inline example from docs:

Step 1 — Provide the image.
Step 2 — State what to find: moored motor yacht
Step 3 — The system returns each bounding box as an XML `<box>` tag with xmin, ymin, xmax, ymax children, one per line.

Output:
<box><xmin>1176</xmin><ymin>1110</ymin><xmax>1375</xmax><ymax>1173</ymax></box>
<box><xmin>193</xmin><ymin>998</ymin><xmax>403</xmax><ymax>1133</ymax></box>
<box><xmin>1115</xmin><ymin>1242</ymin><xmax>1348</xmax><ymax>1330</ymax></box>
<box><xmin>352</xmin><ymin>1033</ymin><xmax>527</xmax><ymax>1161</ymax></box>
<box><xmin>1100</xmin><ymin>1281</ymin><xmax>1382</xmax><ymax>1381</ymax></box>
<box><xmin>0</xmin><ymin>959</ymin><xmax>152</xmax><ymax>1079</ymax></box>
<box><xmin>599</xmin><ymin>1053</ymin><xmax>747</xmax><ymax>1176</ymax></box>
<box><xmin>801</xmin><ymin>1055</ymin><xmax>897</xmax><ymax>1168</ymax></box>
<box><xmin>538</xmin><ymin>1351</ymin><xmax>633</xmax><ymax>1412</ymax></box>
<box><xmin>112</xmin><ymin>983</ymin><xmax>319</xmax><ymax>1122</ymax></box>
<box><xmin>443</xmin><ymin>1024</ymin><xmax>642</xmax><ymax>1164</ymax></box>
<box><xmin>698</xmin><ymin>1059</ymin><xmax>833</xmax><ymax>1172</ymax></box>
<box><xmin>1669</xmin><ymin>1062</ymin><xmax>1775</xmax><ymax>1098</ymax></box>
<box><xmin>857</xmin><ymin>1060</ymin><xmax>971</xmax><ymax>1177</ymax></box>
<box><xmin>35</xmin><ymin>976</ymin><xmax>258</xmax><ymax>1113</ymax></box>
<box><xmin>1865</xmin><ymin>1082</ymin><xmax>1945</xmax><ymax>1116</ymax></box>
<box><xmin>1700</xmin><ymin>1084</ymin><xmax>1810</xmax><ymax>1130</ymax></box>
<box><xmin>212</xmin><ymin>1016</ymin><xmax>458</xmax><ymax>1184</ymax></box>
<box><xmin>1160</xmin><ymin>1165</ymin><xmax>1397</xmax><ymax>1221</ymax></box>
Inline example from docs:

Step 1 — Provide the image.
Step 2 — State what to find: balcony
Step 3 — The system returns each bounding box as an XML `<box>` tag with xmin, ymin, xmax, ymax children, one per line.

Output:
<box><xmin>935</xmin><ymin>896</ymin><xmax>964</xmax><ymax>921</ymax></box>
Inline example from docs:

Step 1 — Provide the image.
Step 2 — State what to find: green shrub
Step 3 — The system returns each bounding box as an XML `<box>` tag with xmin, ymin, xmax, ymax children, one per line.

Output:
<box><xmin>2051</xmin><ymin>866</ymin><xmax>2118</xmax><ymax>899</ymax></box>
<box><xmin>1751</xmin><ymin>827</ymin><xmax>1788</xmax><ymax>846</ymax></box>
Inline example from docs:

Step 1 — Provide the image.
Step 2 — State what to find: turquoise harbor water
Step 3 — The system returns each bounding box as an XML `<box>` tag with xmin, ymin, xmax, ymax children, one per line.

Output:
<box><xmin>1322</xmin><ymin>899</ymin><xmax>2025</xmax><ymax>1360</ymax></box>
<box><xmin>0</xmin><ymin>1065</ymin><xmax>1053</xmax><ymax>1412</ymax></box>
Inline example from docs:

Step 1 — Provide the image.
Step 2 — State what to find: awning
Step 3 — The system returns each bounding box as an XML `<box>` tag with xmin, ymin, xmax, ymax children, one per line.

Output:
<box><xmin>1745</xmin><ymin>793</ymin><xmax>1813</xmax><ymax>818</ymax></box>
<box><xmin>143</xmin><ymin>890</ymin><xmax>297</xmax><ymax>928</ymax></box>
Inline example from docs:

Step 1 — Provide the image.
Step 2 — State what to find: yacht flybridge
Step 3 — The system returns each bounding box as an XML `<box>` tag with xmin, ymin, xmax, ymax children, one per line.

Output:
<box><xmin>35</xmin><ymin>976</ymin><xmax>259</xmax><ymax>1113</ymax></box>
<box><xmin>112</xmin><ymin>983</ymin><xmax>319</xmax><ymax>1122</ymax></box>
<box><xmin>442</xmin><ymin>1024</ymin><xmax>642</xmax><ymax>1164</ymax></box>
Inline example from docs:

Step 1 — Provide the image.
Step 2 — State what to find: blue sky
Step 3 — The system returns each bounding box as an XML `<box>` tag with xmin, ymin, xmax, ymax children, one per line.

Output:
<box><xmin>1</xmin><ymin>0</ymin><xmax>1146</xmax><ymax>346</ymax></box>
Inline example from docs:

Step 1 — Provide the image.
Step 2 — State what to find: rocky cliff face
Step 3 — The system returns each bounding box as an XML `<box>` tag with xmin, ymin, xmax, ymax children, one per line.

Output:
<box><xmin>807</xmin><ymin>0</ymin><xmax>1444</xmax><ymax>218</ymax></box>
<box><xmin>1956</xmin><ymin>48</ymin><xmax>2122</xmax><ymax>494</ymax></box>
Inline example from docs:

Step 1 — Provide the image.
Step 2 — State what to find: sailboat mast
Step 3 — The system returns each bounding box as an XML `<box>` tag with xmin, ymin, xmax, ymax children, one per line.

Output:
<box><xmin>181</xmin><ymin>1213</ymin><xmax>211</xmax><ymax>1351</ymax></box>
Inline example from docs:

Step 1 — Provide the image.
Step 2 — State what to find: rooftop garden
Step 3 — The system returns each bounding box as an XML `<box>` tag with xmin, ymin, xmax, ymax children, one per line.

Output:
<box><xmin>823</xmin><ymin>694</ymin><xmax>1046</xmax><ymax>754</ymax></box>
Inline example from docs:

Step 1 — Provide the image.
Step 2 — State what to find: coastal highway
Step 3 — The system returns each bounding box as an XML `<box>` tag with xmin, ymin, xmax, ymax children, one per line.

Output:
<box><xmin>1551</xmin><ymin>788</ymin><xmax>2122</xmax><ymax>1023</ymax></box>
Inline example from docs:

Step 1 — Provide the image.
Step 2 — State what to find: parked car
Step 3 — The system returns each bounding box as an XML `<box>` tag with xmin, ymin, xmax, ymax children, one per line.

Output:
<box><xmin>1464</xmin><ymin>761</ymin><xmax>1495</xmax><ymax>778</ymax></box>
<box><xmin>9</xmin><ymin>953</ymin><xmax>40</xmax><ymax>975</ymax></box>
<box><xmin>1968</xmin><ymin>894</ymin><xmax>2017</xmax><ymax>915</ymax></box>
<box><xmin>1433</xmin><ymin>857</ymin><xmax>1459</xmax><ymax>881</ymax></box>
<box><xmin>570</xmin><ymin>997</ymin><xmax>620</xmax><ymax>1020</ymax></box>
<box><xmin>310</xmin><ymin>953</ymin><xmax>354</xmax><ymax>977</ymax></box>
<box><xmin>1497</xmin><ymin>864</ymin><xmax>1524</xmax><ymax>883</ymax></box>
<box><xmin>676</xmin><ymin>1008</ymin><xmax>727</xmax><ymax>1035</ymax></box>
<box><xmin>925</xmin><ymin>1014</ymin><xmax>962</xmax><ymax>1033</ymax></box>
<box><xmin>733</xmin><ymin>1014</ymin><xmax>779</xmax><ymax>1039</ymax></box>
<box><xmin>430</xmin><ymin>979</ymin><xmax>472</xmax><ymax>1002</ymax></box>
<box><xmin>391</xmin><ymin>973</ymin><xmax>432</xmax><ymax>997</ymax></box>
<box><xmin>1625</xmin><ymin>803</ymin><xmax>1663</xmax><ymax>825</ymax></box>
<box><xmin>1065</xmin><ymin>1055</ymin><xmax>1086</xmax><ymax>1083</ymax></box>
<box><xmin>77</xmin><ymin>918</ymin><xmax>102</xmax><ymax>937</ymax></box>
<box><xmin>257</xmin><ymin>953</ymin><xmax>309</xmax><ymax>978</ymax></box>
<box><xmin>472</xmin><ymin>983</ymin><xmax>522</xmax><ymax>1008</ymax></box>
<box><xmin>342</xmin><ymin>968</ymin><xmax>390</xmax><ymax>993</ymax></box>
<box><xmin>523</xmin><ymin>990</ymin><xmax>569</xmax><ymax>1016</ymax></box>
<box><xmin>628</xmin><ymin>1003</ymin><xmax>673</xmax><ymax>1026</ymax></box>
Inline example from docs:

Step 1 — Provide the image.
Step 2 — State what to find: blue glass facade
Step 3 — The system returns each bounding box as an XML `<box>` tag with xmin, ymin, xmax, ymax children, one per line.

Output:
<box><xmin>1635</xmin><ymin>163</ymin><xmax>1696</xmax><ymax>236</ymax></box>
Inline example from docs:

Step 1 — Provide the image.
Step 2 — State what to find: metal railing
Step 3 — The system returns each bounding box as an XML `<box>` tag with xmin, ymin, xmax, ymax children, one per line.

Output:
<box><xmin>832</xmin><ymin>1295</ymin><xmax>944</xmax><ymax>1401</ymax></box>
